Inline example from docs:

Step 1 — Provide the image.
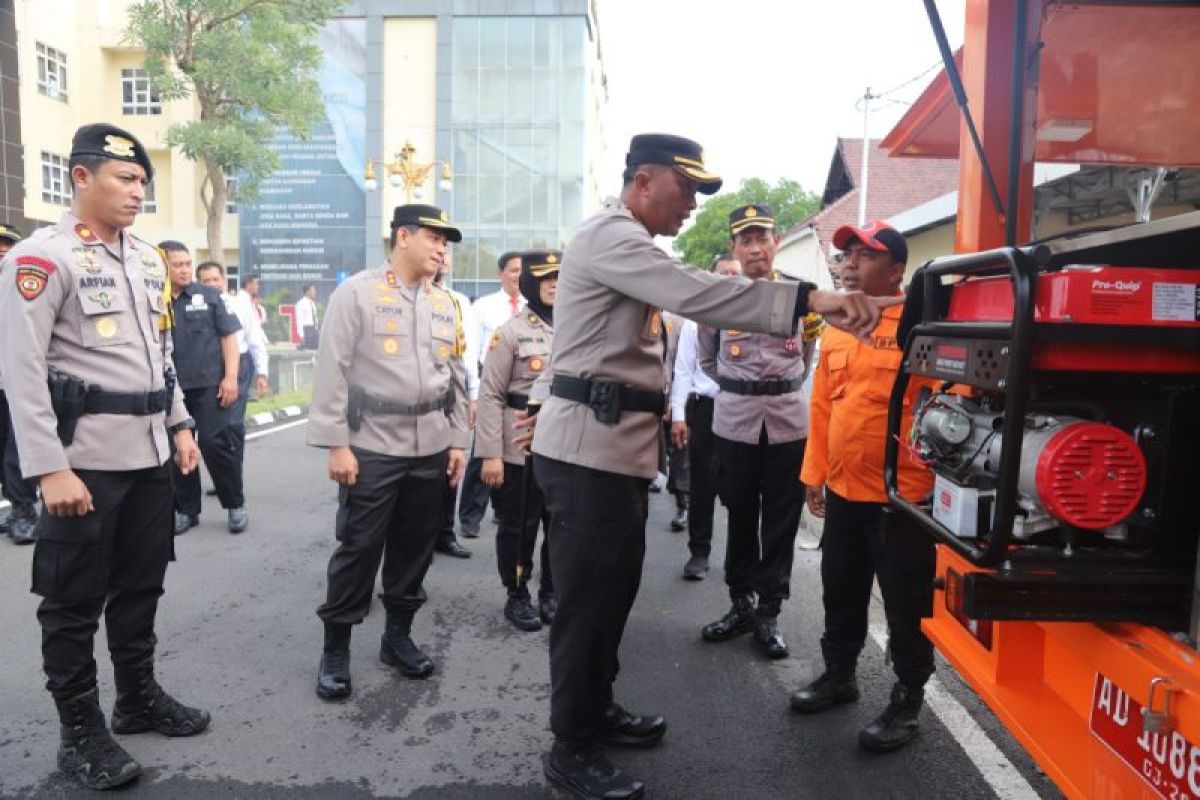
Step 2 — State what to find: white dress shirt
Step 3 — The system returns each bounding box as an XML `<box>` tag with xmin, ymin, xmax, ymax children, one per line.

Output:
<box><xmin>295</xmin><ymin>295</ymin><xmax>318</xmax><ymax>329</ymax></box>
<box><xmin>471</xmin><ymin>288</ymin><xmax>525</xmax><ymax>374</ymax></box>
<box><xmin>670</xmin><ymin>319</ymin><xmax>720</xmax><ymax>422</ymax></box>
<box><xmin>223</xmin><ymin>291</ymin><xmax>269</xmax><ymax>378</ymax></box>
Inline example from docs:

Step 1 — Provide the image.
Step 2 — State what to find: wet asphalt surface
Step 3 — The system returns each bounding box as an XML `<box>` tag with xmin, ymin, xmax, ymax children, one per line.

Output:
<box><xmin>0</xmin><ymin>422</ymin><xmax>1061</xmax><ymax>799</ymax></box>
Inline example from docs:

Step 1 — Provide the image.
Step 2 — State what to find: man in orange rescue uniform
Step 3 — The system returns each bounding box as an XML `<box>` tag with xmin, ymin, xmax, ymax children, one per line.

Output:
<box><xmin>789</xmin><ymin>220</ymin><xmax>938</xmax><ymax>753</ymax></box>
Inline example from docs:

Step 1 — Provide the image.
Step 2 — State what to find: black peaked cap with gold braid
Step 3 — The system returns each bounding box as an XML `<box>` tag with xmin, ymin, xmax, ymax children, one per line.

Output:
<box><xmin>520</xmin><ymin>248</ymin><xmax>561</xmax><ymax>280</ymax></box>
<box><xmin>390</xmin><ymin>203</ymin><xmax>463</xmax><ymax>242</ymax></box>
<box><xmin>729</xmin><ymin>204</ymin><xmax>776</xmax><ymax>237</ymax></box>
<box><xmin>625</xmin><ymin>133</ymin><xmax>722</xmax><ymax>194</ymax></box>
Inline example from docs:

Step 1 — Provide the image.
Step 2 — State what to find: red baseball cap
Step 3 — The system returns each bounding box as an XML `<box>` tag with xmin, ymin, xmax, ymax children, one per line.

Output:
<box><xmin>832</xmin><ymin>220</ymin><xmax>908</xmax><ymax>263</ymax></box>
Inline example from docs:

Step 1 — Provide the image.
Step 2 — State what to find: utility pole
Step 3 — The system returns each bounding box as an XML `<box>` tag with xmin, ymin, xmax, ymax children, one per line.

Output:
<box><xmin>858</xmin><ymin>87</ymin><xmax>878</xmax><ymax>226</ymax></box>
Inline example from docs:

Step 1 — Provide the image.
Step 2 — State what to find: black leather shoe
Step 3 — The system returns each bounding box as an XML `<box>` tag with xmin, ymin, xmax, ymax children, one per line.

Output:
<box><xmin>7</xmin><ymin>503</ymin><xmax>37</xmax><ymax>545</ymax></box>
<box><xmin>316</xmin><ymin>649</ymin><xmax>352</xmax><ymax>701</ymax></box>
<box><xmin>544</xmin><ymin>740</ymin><xmax>644</xmax><ymax>800</ymax></box>
<box><xmin>598</xmin><ymin>702</ymin><xmax>666</xmax><ymax>748</ymax></box>
<box><xmin>701</xmin><ymin>596</ymin><xmax>756</xmax><ymax>642</ymax></box>
<box><xmin>753</xmin><ymin>617</ymin><xmax>789</xmax><ymax>659</ymax></box>
<box><xmin>669</xmin><ymin>507</ymin><xmax>687</xmax><ymax>532</ymax></box>
<box><xmin>858</xmin><ymin>682</ymin><xmax>924</xmax><ymax>753</ymax></box>
<box><xmin>228</xmin><ymin>507</ymin><xmax>249</xmax><ymax>534</ymax></box>
<box><xmin>538</xmin><ymin>595</ymin><xmax>558</xmax><ymax>625</ymax></box>
<box><xmin>504</xmin><ymin>596</ymin><xmax>542</xmax><ymax>632</ymax></box>
<box><xmin>435</xmin><ymin>539</ymin><xmax>472</xmax><ymax>558</ymax></box>
<box><xmin>461</xmin><ymin>527</ymin><xmax>480</xmax><ymax>539</ymax></box>
<box><xmin>789</xmin><ymin>668</ymin><xmax>860</xmax><ymax>714</ymax></box>
<box><xmin>110</xmin><ymin>660</ymin><xmax>211</xmax><ymax>737</ymax></box>
<box><xmin>381</xmin><ymin>609</ymin><xmax>434</xmax><ymax>678</ymax></box>
<box><xmin>55</xmin><ymin>689</ymin><xmax>142</xmax><ymax>790</ymax></box>
<box><xmin>173</xmin><ymin>513</ymin><xmax>199</xmax><ymax>536</ymax></box>
<box><xmin>682</xmin><ymin>554</ymin><xmax>708</xmax><ymax>581</ymax></box>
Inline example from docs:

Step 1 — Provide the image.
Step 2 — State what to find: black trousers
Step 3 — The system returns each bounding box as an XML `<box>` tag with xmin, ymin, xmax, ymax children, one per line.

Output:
<box><xmin>664</xmin><ymin>421</ymin><xmax>689</xmax><ymax>508</ymax></box>
<box><xmin>533</xmin><ymin>455</ymin><xmax>648</xmax><ymax>744</ymax></box>
<box><xmin>457</xmin><ymin>445</ymin><xmax>490</xmax><ymax>534</ymax></box>
<box><xmin>491</xmin><ymin>460</ymin><xmax>553</xmax><ymax>598</ymax></box>
<box><xmin>0</xmin><ymin>390</ymin><xmax>37</xmax><ymax>506</ymax></box>
<box><xmin>318</xmin><ymin>448</ymin><xmax>447</xmax><ymax>624</ymax></box>
<box><xmin>173</xmin><ymin>385</ymin><xmax>242</xmax><ymax>514</ymax></box>
<box><xmin>301</xmin><ymin>325</ymin><xmax>319</xmax><ymax>350</ymax></box>
<box><xmin>685</xmin><ymin>395</ymin><xmax>717</xmax><ymax>558</ymax></box>
<box><xmin>819</xmin><ymin>489</ymin><xmax>937</xmax><ymax>689</ymax></box>
<box><xmin>33</xmin><ymin>465</ymin><xmax>173</xmax><ymax>700</ymax></box>
<box><xmin>437</xmin><ymin>479</ymin><xmax>462</xmax><ymax>548</ymax></box>
<box><xmin>715</xmin><ymin>430</ymin><xmax>806</xmax><ymax>616</ymax></box>
<box><xmin>229</xmin><ymin>352</ymin><xmax>253</xmax><ymax>463</ymax></box>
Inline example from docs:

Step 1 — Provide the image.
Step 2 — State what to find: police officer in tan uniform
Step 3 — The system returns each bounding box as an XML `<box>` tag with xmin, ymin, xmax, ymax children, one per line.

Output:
<box><xmin>698</xmin><ymin>204</ymin><xmax>818</xmax><ymax>659</ymax></box>
<box><xmin>0</xmin><ymin>123</ymin><xmax>209</xmax><ymax>791</ymax></box>
<box><xmin>478</xmin><ymin>249</ymin><xmax>559</xmax><ymax>632</ymax></box>
<box><xmin>308</xmin><ymin>203</ymin><xmax>469</xmax><ymax>701</ymax></box>
<box><xmin>529</xmin><ymin>133</ymin><xmax>899</xmax><ymax>800</ymax></box>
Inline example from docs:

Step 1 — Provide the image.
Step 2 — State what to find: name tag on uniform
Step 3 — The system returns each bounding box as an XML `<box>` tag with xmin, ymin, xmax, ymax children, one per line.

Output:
<box><xmin>187</xmin><ymin>294</ymin><xmax>208</xmax><ymax>311</ymax></box>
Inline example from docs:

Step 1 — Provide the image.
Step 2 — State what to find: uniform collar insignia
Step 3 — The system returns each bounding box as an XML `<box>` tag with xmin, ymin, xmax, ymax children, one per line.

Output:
<box><xmin>74</xmin><ymin>223</ymin><xmax>99</xmax><ymax>244</ymax></box>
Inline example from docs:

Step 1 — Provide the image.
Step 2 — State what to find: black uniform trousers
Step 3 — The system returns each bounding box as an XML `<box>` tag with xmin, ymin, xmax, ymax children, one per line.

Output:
<box><xmin>715</xmin><ymin>429</ymin><xmax>806</xmax><ymax>616</ymax></box>
<box><xmin>819</xmin><ymin>489</ymin><xmax>937</xmax><ymax>689</ymax></box>
<box><xmin>33</xmin><ymin>465</ymin><xmax>173</xmax><ymax>700</ymax></box>
<box><xmin>685</xmin><ymin>394</ymin><xmax>717</xmax><ymax>558</ymax></box>
<box><xmin>318</xmin><ymin>448</ymin><xmax>447</xmax><ymax>624</ymax></box>
<box><xmin>663</xmin><ymin>421</ymin><xmax>689</xmax><ymax>507</ymax></box>
<box><xmin>457</xmin><ymin>443</ymin><xmax>491</xmax><ymax>535</ymax></box>
<box><xmin>491</xmin><ymin>460</ymin><xmax>553</xmax><ymax>599</ymax></box>
<box><xmin>229</xmin><ymin>352</ymin><xmax>254</xmax><ymax>463</ymax></box>
<box><xmin>533</xmin><ymin>454</ymin><xmax>648</xmax><ymax>744</ymax></box>
<box><xmin>172</xmin><ymin>385</ymin><xmax>242</xmax><ymax>514</ymax></box>
<box><xmin>437</xmin><ymin>479</ymin><xmax>463</xmax><ymax>548</ymax></box>
<box><xmin>0</xmin><ymin>390</ymin><xmax>37</xmax><ymax>506</ymax></box>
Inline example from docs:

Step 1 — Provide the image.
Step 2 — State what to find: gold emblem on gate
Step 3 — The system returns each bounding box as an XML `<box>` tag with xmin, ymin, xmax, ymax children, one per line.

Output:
<box><xmin>95</xmin><ymin>317</ymin><xmax>119</xmax><ymax>339</ymax></box>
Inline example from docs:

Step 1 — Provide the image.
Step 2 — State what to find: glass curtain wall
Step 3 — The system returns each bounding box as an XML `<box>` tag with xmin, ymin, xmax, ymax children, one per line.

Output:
<box><xmin>451</xmin><ymin>16</ymin><xmax>587</xmax><ymax>299</ymax></box>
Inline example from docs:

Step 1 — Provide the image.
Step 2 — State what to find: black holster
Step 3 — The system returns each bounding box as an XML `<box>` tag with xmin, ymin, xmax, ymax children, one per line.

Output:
<box><xmin>47</xmin><ymin>369</ymin><xmax>87</xmax><ymax>446</ymax></box>
<box><xmin>347</xmin><ymin>385</ymin><xmax>365</xmax><ymax>433</ymax></box>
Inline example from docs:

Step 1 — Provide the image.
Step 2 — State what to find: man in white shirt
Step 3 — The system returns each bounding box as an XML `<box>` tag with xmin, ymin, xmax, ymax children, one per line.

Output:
<box><xmin>296</xmin><ymin>284</ymin><xmax>319</xmax><ymax>350</ymax></box>
<box><xmin>197</xmin><ymin>262</ymin><xmax>269</xmax><ymax>533</ymax></box>
<box><xmin>456</xmin><ymin>251</ymin><xmax>525</xmax><ymax>538</ymax></box>
<box><xmin>669</xmin><ymin>254</ymin><xmax>742</xmax><ymax>580</ymax></box>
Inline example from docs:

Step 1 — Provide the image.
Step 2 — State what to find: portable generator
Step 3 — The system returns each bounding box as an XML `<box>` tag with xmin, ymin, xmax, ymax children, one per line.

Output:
<box><xmin>885</xmin><ymin>213</ymin><xmax>1200</xmax><ymax>630</ymax></box>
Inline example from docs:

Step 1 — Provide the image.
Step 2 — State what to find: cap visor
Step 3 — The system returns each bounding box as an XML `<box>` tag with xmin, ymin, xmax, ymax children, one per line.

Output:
<box><xmin>423</xmin><ymin>222</ymin><xmax>462</xmax><ymax>243</ymax></box>
<box><xmin>675</xmin><ymin>165</ymin><xmax>723</xmax><ymax>194</ymax></box>
<box><xmin>529</xmin><ymin>264</ymin><xmax>559</xmax><ymax>278</ymax></box>
<box><xmin>832</xmin><ymin>224</ymin><xmax>886</xmax><ymax>252</ymax></box>
<box><xmin>730</xmin><ymin>220</ymin><xmax>775</xmax><ymax>236</ymax></box>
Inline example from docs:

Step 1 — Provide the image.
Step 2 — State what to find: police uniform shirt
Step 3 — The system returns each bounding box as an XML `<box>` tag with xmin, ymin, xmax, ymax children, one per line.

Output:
<box><xmin>531</xmin><ymin>197</ymin><xmax>801</xmax><ymax>480</ymax></box>
<box><xmin>698</xmin><ymin>282</ymin><xmax>817</xmax><ymax>445</ymax></box>
<box><xmin>307</xmin><ymin>265</ymin><xmax>470</xmax><ymax>458</ymax></box>
<box><xmin>476</xmin><ymin>311</ymin><xmax>552</xmax><ymax>465</ymax></box>
<box><xmin>170</xmin><ymin>283</ymin><xmax>241</xmax><ymax>390</ymax></box>
<box><xmin>0</xmin><ymin>213</ymin><xmax>190</xmax><ymax>478</ymax></box>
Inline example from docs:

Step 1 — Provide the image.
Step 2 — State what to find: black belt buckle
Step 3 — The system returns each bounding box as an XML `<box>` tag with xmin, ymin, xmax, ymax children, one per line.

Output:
<box><xmin>588</xmin><ymin>381</ymin><xmax>622</xmax><ymax>425</ymax></box>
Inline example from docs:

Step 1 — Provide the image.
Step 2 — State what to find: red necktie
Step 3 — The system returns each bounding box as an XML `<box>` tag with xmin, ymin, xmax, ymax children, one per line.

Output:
<box><xmin>509</xmin><ymin>294</ymin><xmax>518</xmax><ymax>317</ymax></box>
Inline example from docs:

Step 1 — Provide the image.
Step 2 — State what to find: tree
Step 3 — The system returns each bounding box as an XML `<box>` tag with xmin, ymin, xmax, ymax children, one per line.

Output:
<box><xmin>672</xmin><ymin>178</ymin><xmax>821</xmax><ymax>268</ymax></box>
<box><xmin>125</xmin><ymin>0</ymin><xmax>344</xmax><ymax>262</ymax></box>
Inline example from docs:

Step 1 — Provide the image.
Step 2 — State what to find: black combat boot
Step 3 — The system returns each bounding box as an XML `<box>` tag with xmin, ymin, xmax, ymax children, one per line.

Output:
<box><xmin>701</xmin><ymin>595</ymin><xmax>756</xmax><ymax>642</ymax></box>
<box><xmin>538</xmin><ymin>593</ymin><xmax>558</xmax><ymax>625</ymax></box>
<box><xmin>752</xmin><ymin>613</ymin><xmax>789</xmax><ymax>659</ymax></box>
<box><xmin>504</xmin><ymin>592</ymin><xmax>542</xmax><ymax>632</ymax></box>
<box><xmin>543</xmin><ymin>739</ymin><xmax>644</xmax><ymax>800</ymax></box>
<box><xmin>598</xmin><ymin>702</ymin><xmax>667</xmax><ymax>748</ymax></box>
<box><xmin>111</xmin><ymin>658</ymin><xmax>211</xmax><ymax>737</ymax></box>
<box><xmin>8</xmin><ymin>502</ymin><xmax>38</xmax><ymax>545</ymax></box>
<box><xmin>316</xmin><ymin>623</ymin><xmax>352</xmax><ymax>701</ymax></box>
<box><xmin>858</xmin><ymin>682</ymin><xmax>924</xmax><ymax>753</ymax></box>
<box><xmin>380</xmin><ymin>607</ymin><xmax>434</xmax><ymax>678</ymax></box>
<box><xmin>55</xmin><ymin>689</ymin><xmax>142</xmax><ymax>790</ymax></box>
<box><xmin>789</xmin><ymin>665</ymin><xmax>860</xmax><ymax>713</ymax></box>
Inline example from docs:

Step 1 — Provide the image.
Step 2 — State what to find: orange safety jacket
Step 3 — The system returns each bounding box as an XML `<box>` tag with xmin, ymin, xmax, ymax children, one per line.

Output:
<box><xmin>800</xmin><ymin>302</ymin><xmax>935</xmax><ymax>504</ymax></box>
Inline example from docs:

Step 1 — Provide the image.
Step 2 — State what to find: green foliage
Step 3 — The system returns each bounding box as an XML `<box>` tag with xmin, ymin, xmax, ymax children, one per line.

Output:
<box><xmin>672</xmin><ymin>178</ymin><xmax>821</xmax><ymax>268</ymax></box>
<box><xmin>262</xmin><ymin>286</ymin><xmax>295</xmax><ymax>342</ymax></box>
<box><xmin>124</xmin><ymin>0</ymin><xmax>344</xmax><ymax>209</ymax></box>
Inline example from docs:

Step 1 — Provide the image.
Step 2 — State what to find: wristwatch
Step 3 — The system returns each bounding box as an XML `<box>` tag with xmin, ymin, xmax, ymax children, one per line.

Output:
<box><xmin>169</xmin><ymin>418</ymin><xmax>197</xmax><ymax>435</ymax></box>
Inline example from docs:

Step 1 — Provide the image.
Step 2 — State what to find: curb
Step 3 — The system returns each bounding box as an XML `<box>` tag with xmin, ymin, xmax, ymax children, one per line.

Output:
<box><xmin>245</xmin><ymin>404</ymin><xmax>309</xmax><ymax>430</ymax></box>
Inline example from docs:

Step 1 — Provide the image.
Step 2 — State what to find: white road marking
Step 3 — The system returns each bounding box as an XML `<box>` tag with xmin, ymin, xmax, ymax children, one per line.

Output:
<box><xmin>246</xmin><ymin>418</ymin><xmax>309</xmax><ymax>441</ymax></box>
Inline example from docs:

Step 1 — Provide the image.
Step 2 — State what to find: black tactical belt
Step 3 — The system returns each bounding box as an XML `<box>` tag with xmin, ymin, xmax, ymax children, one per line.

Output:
<box><xmin>551</xmin><ymin>374</ymin><xmax>665</xmax><ymax>425</ymax></box>
<box><xmin>361</xmin><ymin>388</ymin><xmax>455</xmax><ymax>416</ymax></box>
<box><xmin>506</xmin><ymin>392</ymin><xmax>529</xmax><ymax>410</ymax></box>
<box><xmin>716</xmin><ymin>377</ymin><xmax>803</xmax><ymax>396</ymax></box>
<box><xmin>82</xmin><ymin>388</ymin><xmax>169</xmax><ymax>415</ymax></box>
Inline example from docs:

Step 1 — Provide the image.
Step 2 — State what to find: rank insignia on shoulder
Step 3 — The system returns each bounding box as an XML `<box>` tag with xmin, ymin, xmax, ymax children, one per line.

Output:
<box><xmin>489</xmin><ymin>332</ymin><xmax>501</xmax><ymax>352</ymax></box>
<box><xmin>801</xmin><ymin>312</ymin><xmax>825</xmax><ymax>343</ymax></box>
<box><xmin>386</xmin><ymin>271</ymin><xmax>398</xmax><ymax>288</ymax></box>
<box><xmin>15</xmin><ymin>256</ymin><xmax>55</xmax><ymax>301</ymax></box>
<box><xmin>74</xmin><ymin>224</ymin><xmax>99</xmax><ymax>244</ymax></box>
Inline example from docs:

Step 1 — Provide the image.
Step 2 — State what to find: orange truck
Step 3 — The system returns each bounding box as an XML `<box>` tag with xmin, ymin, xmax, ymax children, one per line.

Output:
<box><xmin>878</xmin><ymin>2</ymin><xmax>1200</xmax><ymax>798</ymax></box>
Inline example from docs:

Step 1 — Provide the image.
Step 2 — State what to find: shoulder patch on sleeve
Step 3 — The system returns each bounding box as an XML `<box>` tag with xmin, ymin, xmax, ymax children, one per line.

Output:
<box><xmin>15</xmin><ymin>255</ymin><xmax>56</xmax><ymax>301</ymax></box>
<box><xmin>801</xmin><ymin>312</ymin><xmax>826</xmax><ymax>343</ymax></box>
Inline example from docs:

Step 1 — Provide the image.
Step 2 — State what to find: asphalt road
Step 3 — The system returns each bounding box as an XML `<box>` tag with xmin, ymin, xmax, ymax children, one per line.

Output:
<box><xmin>0</xmin><ymin>422</ymin><xmax>1062</xmax><ymax>799</ymax></box>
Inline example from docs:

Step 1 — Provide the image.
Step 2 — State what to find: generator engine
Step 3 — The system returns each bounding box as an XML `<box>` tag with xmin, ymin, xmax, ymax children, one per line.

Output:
<box><xmin>910</xmin><ymin>393</ymin><xmax>1147</xmax><ymax>541</ymax></box>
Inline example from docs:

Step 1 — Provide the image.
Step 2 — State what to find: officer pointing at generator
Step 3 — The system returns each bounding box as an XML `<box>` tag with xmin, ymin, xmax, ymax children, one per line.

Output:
<box><xmin>0</xmin><ymin>123</ymin><xmax>209</xmax><ymax>791</ymax></box>
<box><xmin>528</xmin><ymin>133</ymin><xmax>900</xmax><ymax>800</ymax></box>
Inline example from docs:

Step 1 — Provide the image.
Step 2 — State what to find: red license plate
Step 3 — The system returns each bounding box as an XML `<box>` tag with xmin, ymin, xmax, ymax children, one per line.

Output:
<box><xmin>1090</xmin><ymin>672</ymin><xmax>1200</xmax><ymax>799</ymax></box>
